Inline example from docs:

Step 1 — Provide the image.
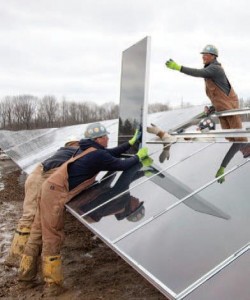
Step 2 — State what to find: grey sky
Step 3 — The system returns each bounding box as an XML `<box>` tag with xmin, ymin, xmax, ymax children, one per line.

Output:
<box><xmin>1</xmin><ymin>0</ymin><xmax>250</xmax><ymax>106</ymax></box>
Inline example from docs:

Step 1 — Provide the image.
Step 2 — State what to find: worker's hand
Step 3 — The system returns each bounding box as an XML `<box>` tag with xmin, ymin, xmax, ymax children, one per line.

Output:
<box><xmin>204</xmin><ymin>105</ymin><xmax>216</xmax><ymax>116</ymax></box>
<box><xmin>141</xmin><ymin>156</ymin><xmax>153</xmax><ymax>168</ymax></box>
<box><xmin>165</xmin><ymin>59</ymin><xmax>181</xmax><ymax>71</ymax></box>
<box><xmin>136</xmin><ymin>147</ymin><xmax>148</xmax><ymax>161</ymax></box>
<box><xmin>147</xmin><ymin>123</ymin><xmax>161</xmax><ymax>135</ymax></box>
<box><xmin>159</xmin><ymin>144</ymin><xmax>171</xmax><ymax>163</ymax></box>
<box><xmin>129</xmin><ymin>129</ymin><xmax>141</xmax><ymax>146</ymax></box>
<box><xmin>215</xmin><ymin>166</ymin><xmax>225</xmax><ymax>184</ymax></box>
<box><xmin>147</xmin><ymin>123</ymin><xmax>166</xmax><ymax>139</ymax></box>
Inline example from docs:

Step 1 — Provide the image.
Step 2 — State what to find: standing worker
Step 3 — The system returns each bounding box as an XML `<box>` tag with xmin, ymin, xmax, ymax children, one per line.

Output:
<box><xmin>5</xmin><ymin>137</ymin><xmax>79</xmax><ymax>267</ymax></box>
<box><xmin>18</xmin><ymin>122</ymin><xmax>148</xmax><ymax>295</ymax></box>
<box><xmin>165</xmin><ymin>44</ymin><xmax>247</xmax><ymax>142</ymax></box>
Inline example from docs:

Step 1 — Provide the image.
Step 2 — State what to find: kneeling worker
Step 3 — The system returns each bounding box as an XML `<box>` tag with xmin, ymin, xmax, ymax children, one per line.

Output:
<box><xmin>18</xmin><ymin>122</ymin><xmax>149</xmax><ymax>294</ymax></box>
<box><xmin>5</xmin><ymin>137</ymin><xmax>79</xmax><ymax>267</ymax></box>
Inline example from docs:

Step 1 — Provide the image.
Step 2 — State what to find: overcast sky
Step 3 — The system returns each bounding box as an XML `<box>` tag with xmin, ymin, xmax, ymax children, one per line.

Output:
<box><xmin>1</xmin><ymin>0</ymin><xmax>250</xmax><ymax>107</ymax></box>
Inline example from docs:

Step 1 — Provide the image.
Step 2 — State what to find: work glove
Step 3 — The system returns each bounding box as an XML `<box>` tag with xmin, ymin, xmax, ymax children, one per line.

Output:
<box><xmin>129</xmin><ymin>129</ymin><xmax>141</xmax><ymax>146</ymax></box>
<box><xmin>165</xmin><ymin>59</ymin><xmax>181</xmax><ymax>71</ymax></box>
<box><xmin>204</xmin><ymin>105</ymin><xmax>216</xmax><ymax>116</ymax></box>
<box><xmin>147</xmin><ymin>124</ymin><xmax>177</xmax><ymax>142</ymax></box>
<box><xmin>215</xmin><ymin>166</ymin><xmax>225</xmax><ymax>184</ymax></box>
<box><xmin>159</xmin><ymin>144</ymin><xmax>171</xmax><ymax>163</ymax></box>
<box><xmin>136</xmin><ymin>147</ymin><xmax>148</xmax><ymax>161</ymax></box>
<box><xmin>147</xmin><ymin>123</ymin><xmax>165</xmax><ymax>139</ymax></box>
<box><xmin>141</xmin><ymin>156</ymin><xmax>153</xmax><ymax>168</ymax></box>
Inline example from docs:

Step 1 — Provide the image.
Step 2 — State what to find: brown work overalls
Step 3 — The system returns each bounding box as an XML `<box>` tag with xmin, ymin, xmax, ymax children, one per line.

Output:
<box><xmin>24</xmin><ymin>147</ymin><xmax>97</xmax><ymax>257</ymax></box>
<box><xmin>205</xmin><ymin>79</ymin><xmax>247</xmax><ymax>142</ymax></box>
<box><xmin>18</xmin><ymin>164</ymin><xmax>57</xmax><ymax>230</ymax></box>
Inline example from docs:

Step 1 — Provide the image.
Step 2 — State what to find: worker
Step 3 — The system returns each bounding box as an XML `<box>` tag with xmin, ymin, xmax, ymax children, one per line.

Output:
<box><xmin>5</xmin><ymin>137</ymin><xmax>79</xmax><ymax>267</ymax></box>
<box><xmin>18</xmin><ymin>122</ymin><xmax>148</xmax><ymax>295</ymax></box>
<box><xmin>165</xmin><ymin>44</ymin><xmax>247</xmax><ymax>142</ymax></box>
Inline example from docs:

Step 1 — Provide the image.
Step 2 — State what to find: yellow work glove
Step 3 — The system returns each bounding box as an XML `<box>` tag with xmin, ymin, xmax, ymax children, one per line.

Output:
<box><xmin>129</xmin><ymin>129</ymin><xmax>141</xmax><ymax>146</ymax></box>
<box><xmin>165</xmin><ymin>59</ymin><xmax>181</xmax><ymax>71</ymax></box>
<box><xmin>136</xmin><ymin>147</ymin><xmax>148</xmax><ymax>161</ymax></box>
<box><xmin>141</xmin><ymin>156</ymin><xmax>153</xmax><ymax>168</ymax></box>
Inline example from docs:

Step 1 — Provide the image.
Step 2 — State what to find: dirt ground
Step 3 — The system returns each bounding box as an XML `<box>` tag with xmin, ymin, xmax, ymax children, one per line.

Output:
<box><xmin>0</xmin><ymin>159</ymin><xmax>166</xmax><ymax>300</ymax></box>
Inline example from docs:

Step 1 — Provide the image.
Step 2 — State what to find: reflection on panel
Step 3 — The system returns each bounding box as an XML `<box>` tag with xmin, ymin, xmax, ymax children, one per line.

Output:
<box><xmin>147</xmin><ymin>141</ymin><xmax>213</xmax><ymax>171</ymax></box>
<box><xmin>67</xmin><ymin>142</ymin><xmax>220</xmax><ymax>241</ymax></box>
<box><xmin>184</xmin><ymin>246</ymin><xmax>250</xmax><ymax>300</ymax></box>
<box><xmin>67</xmin><ymin>144</ymin><xmax>242</xmax><ymax>243</ymax></box>
<box><xmin>118</xmin><ymin>36</ymin><xmax>150</xmax><ymax>153</ymax></box>
<box><xmin>68</xmin><ymin>142</ymin><xmax>247</xmax><ymax>242</ymax></box>
<box><xmin>163</xmin><ymin>142</ymin><xmax>247</xmax><ymax>194</ymax></box>
<box><xmin>116</xmin><ymin>161</ymin><xmax>250</xmax><ymax>296</ymax></box>
<box><xmin>67</xmin><ymin>158</ymin><xmax>179</xmax><ymax>241</ymax></box>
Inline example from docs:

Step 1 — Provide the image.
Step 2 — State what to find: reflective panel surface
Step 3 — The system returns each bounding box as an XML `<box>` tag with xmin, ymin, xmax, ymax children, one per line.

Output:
<box><xmin>184</xmin><ymin>246</ymin><xmax>250</xmax><ymax>300</ymax></box>
<box><xmin>116</xmin><ymin>160</ymin><xmax>250</xmax><ymax>295</ymax></box>
<box><xmin>118</xmin><ymin>36</ymin><xmax>150</xmax><ymax>153</ymax></box>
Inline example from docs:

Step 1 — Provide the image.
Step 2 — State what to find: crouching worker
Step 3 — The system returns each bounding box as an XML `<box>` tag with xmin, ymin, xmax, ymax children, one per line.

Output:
<box><xmin>5</xmin><ymin>137</ymin><xmax>79</xmax><ymax>267</ymax></box>
<box><xmin>18</xmin><ymin>122</ymin><xmax>149</xmax><ymax>295</ymax></box>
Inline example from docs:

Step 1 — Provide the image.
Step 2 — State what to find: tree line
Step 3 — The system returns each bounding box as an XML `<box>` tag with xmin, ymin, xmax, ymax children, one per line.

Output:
<box><xmin>0</xmin><ymin>95</ymin><xmax>172</xmax><ymax>131</ymax></box>
<box><xmin>0</xmin><ymin>95</ymin><xmax>119</xmax><ymax>130</ymax></box>
<box><xmin>2</xmin><ymin>94</ymin><xmax>248</xmax><ymax>131</ymax></box>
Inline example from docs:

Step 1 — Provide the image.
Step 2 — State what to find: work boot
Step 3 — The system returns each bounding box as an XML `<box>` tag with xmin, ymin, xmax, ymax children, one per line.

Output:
<box><xmin>42</xmin><ymin>255</ymin><xmax>64</xmax><ymax>296</ymax></box>
<box><xmin>5</xmin><ymin>226</ymin><xmax>30</xmax><ymax>268</ymax></box>
<box><xmin>18</xmin><ymin>254</ymin><xmax>38</xmax><ymax>281</ymax></box>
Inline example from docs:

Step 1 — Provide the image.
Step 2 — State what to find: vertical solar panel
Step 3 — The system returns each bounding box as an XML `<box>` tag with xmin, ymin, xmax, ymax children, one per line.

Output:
<box><xmin>118</xmin><ymin>36</ymin><xmax>150</xmax><ymax>153</ymax></box>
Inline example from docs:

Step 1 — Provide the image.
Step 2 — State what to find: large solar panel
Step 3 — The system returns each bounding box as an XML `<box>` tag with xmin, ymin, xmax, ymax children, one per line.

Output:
<box><xmin>1</xmin><ymin>37</ymin><xmax>250</xmax><ymax>299</ymax></box>
<box><xmin>118</xmin><ymin>36</ymin><xmax>150</xmax><ymax>153</ymax></box>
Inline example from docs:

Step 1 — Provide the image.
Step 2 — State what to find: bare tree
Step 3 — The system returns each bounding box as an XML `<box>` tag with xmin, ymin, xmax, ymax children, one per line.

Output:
<box><xmin>0</xmin><ymin>96</ymin><xmax>14</xmax><ymax>128</ymax></box>
<box><xmin>60</xmin><ymin>98</ymin><xmax>70</xmax><ymax>125</ymax></box>
<box><xmin>12</xmin><ymin>95</ymin><xmax>37</xmax><ymax>129</ymax></box>
<box><xmin>39</xmin><ymin>95</ymin><xmax>58</xmax><ymax>127</ymax></box>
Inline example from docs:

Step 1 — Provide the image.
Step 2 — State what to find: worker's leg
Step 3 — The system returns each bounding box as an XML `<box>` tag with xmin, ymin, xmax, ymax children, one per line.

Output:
<box><xmin>18</xmin><ymin>195</ymin><xmax>43</xmax><ymax>281</ymax></box>
<box><xmin>219</xmin><ymin>116</ymin><xmax>247</xmax><ymax>142</ymax></box>
<box><xmin>40</xmin><ymin>182</ymin><xmax>66</xmax><ymax>293</ymax></box>
<box><xmin>5</xmin><ymin>165</ymin><xmax>43</xmax><ymax>267</ymax></box>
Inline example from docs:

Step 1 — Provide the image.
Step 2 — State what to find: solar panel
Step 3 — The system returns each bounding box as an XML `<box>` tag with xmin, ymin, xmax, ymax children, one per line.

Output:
<box><xmin>118</xmin><ymin>36</ymin><xmax>150</xmax><ymax>152</ymax></box>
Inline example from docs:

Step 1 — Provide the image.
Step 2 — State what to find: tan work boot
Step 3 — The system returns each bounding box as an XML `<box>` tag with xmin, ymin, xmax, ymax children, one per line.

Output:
<box><xmin>18</xmin><ymin>254</ymin><xmax>38</xmax><ymax>281</ymax></box>
<box><xmin>42</xmin><ymin>255</ymin><xmax>64</xmax><ymax>296</ymax></box>
<box><xmin>5</xmin><ymin>226</ymin><xmax>30</xmax><ymax>267</ymax></box>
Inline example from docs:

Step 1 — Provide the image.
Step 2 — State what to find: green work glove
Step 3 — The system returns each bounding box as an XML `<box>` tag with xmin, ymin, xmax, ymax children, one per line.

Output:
<box><xmin>136</xmin><ymin>147</ymin><xmax>148</xmax><ymax>161</ymax></box>
<box><xmin>141</xmin><ymin>156</ymin><xmax>153</xmax><ymax>168</ymax></box>
<box><xmin>215</xmin><ymin>166</ymin><xmax>225</xmax><ymax>184</ymax></box>
<box><xmin>144</xmin><ymin>170</ymin><xmax>154</xmax><ymax>177</ymax></box>
<box><xmin>129</xmin><ymin>129</ymin><xmax>141</xmax><ymax>146</ymax></box>
<box><xmin>165</xmin><ymin>59</ymin><xmax>181</xmax><ymax>71</ymax></box>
